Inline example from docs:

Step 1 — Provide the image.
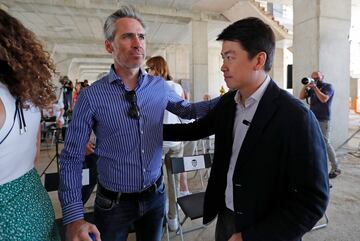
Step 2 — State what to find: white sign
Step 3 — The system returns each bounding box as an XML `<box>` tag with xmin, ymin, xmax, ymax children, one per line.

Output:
<box><xmin>82</xmin><ymin>168</ymin><xmax>90</xmax><ymax>186</ymax></box>
<box><xmin>183</xmin><ymin>156</ymin><xmax>205</xmax><ymax>171</ymax></box>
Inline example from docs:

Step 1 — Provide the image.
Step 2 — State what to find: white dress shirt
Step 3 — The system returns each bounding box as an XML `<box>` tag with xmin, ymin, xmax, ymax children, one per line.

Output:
<box><xmin>225</xmin><ymin>75</ymin><xmax>271</xmax><ymax>211</ymax></box>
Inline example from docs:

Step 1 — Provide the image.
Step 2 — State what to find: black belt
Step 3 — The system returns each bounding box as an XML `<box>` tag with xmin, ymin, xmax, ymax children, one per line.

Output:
<box><xmin>98</xmin><ymin>175</ymin><xmax>163</xmax><ymax>201</ymax></box>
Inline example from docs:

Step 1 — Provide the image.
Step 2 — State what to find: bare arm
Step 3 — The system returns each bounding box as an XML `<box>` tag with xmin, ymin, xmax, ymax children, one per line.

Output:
<box><xmin>299</xmin><ymin>85</ymin><xmax>308</xmax><ymax>100</ymax></box>
<box><xmin>34</xmin><ymin>124</ymin><xmax>41</xmax><ymax>167</ymax></box>
<box><xmin>313</xmin><ymin>86</ymin><xmax>330</xmax><ymax>103</ymax></box>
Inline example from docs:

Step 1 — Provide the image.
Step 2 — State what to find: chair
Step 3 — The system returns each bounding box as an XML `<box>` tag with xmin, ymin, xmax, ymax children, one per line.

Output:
<box><xmin>43</xmin><ymin>168</ymin><xmax>95</xmax><ymax>241</ymax></box>
<box><xmin>311</xmin><ymin>184</ymin><xmax>332</xmax><ymax>231</ymax></box>
<box><xmin>170</xmin><ymin>153</ymin><xmax>212</xmax><ymax>241</ymax></box>
<box><xmin>311</xmin><ymin>213</ymin><xmax>329</xmax><ymax>231</ymax></box>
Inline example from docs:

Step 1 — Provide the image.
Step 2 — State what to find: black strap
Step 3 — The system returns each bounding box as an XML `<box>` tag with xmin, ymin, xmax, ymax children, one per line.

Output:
<box><xmin>0</xmin><ymin>100</ymin><xmax>18</xmax><ymax>145</ymax></box>
<box><xmin>18</xmin><ymin>100</ymin><xmax>26</xmax><ymax>133</ymax></box>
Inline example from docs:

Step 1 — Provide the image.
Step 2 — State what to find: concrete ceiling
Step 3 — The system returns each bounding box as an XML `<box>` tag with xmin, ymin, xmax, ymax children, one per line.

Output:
<box><xmin>1</xmin><ymin>0</ymin><xmax>293</xmax><ymax>80</ymax></box>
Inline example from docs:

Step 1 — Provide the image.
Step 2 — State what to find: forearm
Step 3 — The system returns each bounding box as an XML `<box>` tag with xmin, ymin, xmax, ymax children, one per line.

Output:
<box><xmin>299</xmin><ymin>86</ymin><xmax>307</xmax><ymax>100</ymax></box>
<box><xmin>191</xmin><ymin>97</ymin><xmax>220</xmax><ymax>119</ymax></box>
<box><xmin>164</xmin><ymin>122</ymin><xmax>211</xmax><ymax>141</ymax></box>
<box><xmin>59</xmin><ymin>92</ymin><xmax>94</xmax><ymax>224</ymax></box>
<box><xmin>314</xmin><ymin>87</ymin><xmax>329</xmax><ymax>103</ymax></box>
<box><xmin>34</xmin><ymin>124</ymin><xmax>41</xmax><ymax>167</ymax></box>
<box><xmin>164</xmin><ymin>108</ymin><xmax>216</xmax><ymax>141</ymax></box>
<box><xmin>59</xmin><ymin>142</ymin><xmax>87</xmax><ymax>224</ymax></box>
<box><xmin>166</xmin><ymin>87</ymin><xmax>219</xmax><ymax>120</ymax></box>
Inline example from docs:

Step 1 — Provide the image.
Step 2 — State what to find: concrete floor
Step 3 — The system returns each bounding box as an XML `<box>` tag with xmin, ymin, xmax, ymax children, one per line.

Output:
<box><xmin>37</xmin><ymin>111</ymin><xmax>360</xmax><ymax>241</ymax></box>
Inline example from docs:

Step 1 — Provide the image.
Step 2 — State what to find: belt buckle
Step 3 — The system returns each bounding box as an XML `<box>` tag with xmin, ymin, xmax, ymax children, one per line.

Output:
<box><xmin>152</xmin><ymin>181</ymin><xmax>158</xmax><ymax>192</ymax></box>
<box><xmin>144</xmin><ymin>182</ymin><xmax>157</xmax><ymax>194</ymax></box>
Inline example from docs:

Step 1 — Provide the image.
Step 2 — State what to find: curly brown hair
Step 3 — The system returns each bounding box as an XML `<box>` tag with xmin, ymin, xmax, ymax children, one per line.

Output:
<box><xmin>0</xmin><ymin>9</ymin><xmax>56</xmax><ymax>108</ymax></box>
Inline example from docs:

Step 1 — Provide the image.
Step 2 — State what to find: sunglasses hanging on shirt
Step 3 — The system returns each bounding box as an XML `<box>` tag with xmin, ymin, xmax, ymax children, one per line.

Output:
<box><xmin>125</xmin><ymin>90</ymin><xmax>140</xmax><ymax>120</ymax></box>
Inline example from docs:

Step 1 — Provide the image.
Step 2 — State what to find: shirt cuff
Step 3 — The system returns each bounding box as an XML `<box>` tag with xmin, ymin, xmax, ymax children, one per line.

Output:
<box><xmin>62</xmin><ymin>201</ymin><xmax>84</xmax><ymax>225</ymax></box>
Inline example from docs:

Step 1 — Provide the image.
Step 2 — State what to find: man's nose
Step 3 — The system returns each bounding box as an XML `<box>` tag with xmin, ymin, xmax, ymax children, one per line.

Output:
<box><xmin>221</xmin><ymin>63</ymin><xmax>227</xmax><ymax>72</ymax></box>
<box><xmin>132</xmin><ymin>36</ymin><xmax>142</xmax><ymax>47</ymax></box>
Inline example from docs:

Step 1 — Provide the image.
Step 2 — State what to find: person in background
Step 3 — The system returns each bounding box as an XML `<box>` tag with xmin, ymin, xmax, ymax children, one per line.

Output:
<box><xmin>203</xmin><ymin>93</ymin><xmax>211</xmax><ymax>101</ymax></box>
<box><xmin>62</xmin><ymin>76</ymin><xmax>73</xmax><ymax>111</ymax></box>
<box><xmin>82</xmin><ymin>79</ymin><xmax>90</xmax><ymax>87</ymax></box>
<box><xmin>0</xmin><ymin>9</ymin><xmax>59</xmax><ymax>241</ymax></box>
<box><xmin>72</xmin><ymin>82</ymin><xmax>83</xmax><ymax>108</ymax></box>
<box><xmin>146</xmin><ymin>55</ymin><xmax>191</xmax><ymax>231</ymax></box>
<box><xmin>299</xmin><ymin>71</ymin><xmax>341</xmax><ymax>179</ymax></box>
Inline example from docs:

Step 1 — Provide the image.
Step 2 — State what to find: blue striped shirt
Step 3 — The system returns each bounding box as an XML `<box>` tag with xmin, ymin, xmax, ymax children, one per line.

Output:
<box><xmin>59</xmin><ymin>66</ymin><xmax>218</xmax><ymax>224</ymax></box>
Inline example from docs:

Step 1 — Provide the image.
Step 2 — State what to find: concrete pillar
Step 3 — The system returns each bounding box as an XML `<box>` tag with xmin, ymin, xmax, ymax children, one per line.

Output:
<box><xmin>271</xmin><ymin>48</ymin><xmax>286</xmax><ymax>89</ymax></box>
<box><xmin>267</xmin><ymin>2</ymin><xmax>274</xmax><ymax>15</ymax></box>
<box><xmin>293</xmin><ymin>0</ymin><xmax>351</xmax><ymax>147</ymax></box>
<box><xmin>166</xmin><ymin>46</ymin><xmax>190</xmax><ymax>80</ymax></box>
<box><xmin>191</xmin><ymin>20</ymin><xmax>209</xmax><ymax>101</ymax></box>
<box><xmin>208</xmin><ymin>47</ymin><xmax>225</xmax><ymax>98</ymax></box>
<box><xmin>350</xmin><ymin>42</ymin><xmax>360</xmax><ymax>77</ymax></box>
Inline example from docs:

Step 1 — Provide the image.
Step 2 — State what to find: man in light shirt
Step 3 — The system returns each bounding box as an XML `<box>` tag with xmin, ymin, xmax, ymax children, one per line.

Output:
<box><xmin>164</xmin><ymin>17</ymin><xmax>329</xmax><ymax>241</ymax></box>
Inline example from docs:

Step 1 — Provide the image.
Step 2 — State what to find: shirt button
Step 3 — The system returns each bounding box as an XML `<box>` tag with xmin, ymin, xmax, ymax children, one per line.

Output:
<box><xmin>141</xmin><ymin>149</ymin><xmax>144</xmax><ymax>153</ymax></box>
<box><xmin>143</xmin><ymin>168</ymin><xmax>146</xmax><ymax>173</ymax></box>
<box><xmin>140</xmin><ymin>130</ymin><xmax>144</xmax><ymax>134</ymax></box>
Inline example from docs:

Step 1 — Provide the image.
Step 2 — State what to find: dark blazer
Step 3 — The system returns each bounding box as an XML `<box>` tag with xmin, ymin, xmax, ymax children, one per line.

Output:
<box><xmin>163</xmin><ymin>80</ymin><xmax>329</xmax><ymax>241</ymax></box>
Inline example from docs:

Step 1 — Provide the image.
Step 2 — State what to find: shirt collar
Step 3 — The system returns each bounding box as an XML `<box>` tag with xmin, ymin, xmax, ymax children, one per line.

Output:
<box><xmin>108</xmin><ymin>64</ymin><xmax>147</xmax><ymax>88</ymax></box>
<box><xmin>234</xmin><ymin>75</ymin><xmax>271</xmax><ymax>107</ymax></box>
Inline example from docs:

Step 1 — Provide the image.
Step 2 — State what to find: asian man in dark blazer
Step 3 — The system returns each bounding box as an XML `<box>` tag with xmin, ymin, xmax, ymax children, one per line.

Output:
<box><xmin>164</xmin><ymin>17</ymin><xmax>329</xmax><ymax>241</ymax></box>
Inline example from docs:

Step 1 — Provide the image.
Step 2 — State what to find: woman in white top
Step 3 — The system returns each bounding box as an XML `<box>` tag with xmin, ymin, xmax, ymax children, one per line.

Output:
<box><xmin>0</xmin><ymin>9</ymin><xmax>59</xmax><ymax>240</ymax></box>
<box><xmin>146</xmin><ymin>56</ymin><xmax>191</xmax><ymax>231</ymax></box>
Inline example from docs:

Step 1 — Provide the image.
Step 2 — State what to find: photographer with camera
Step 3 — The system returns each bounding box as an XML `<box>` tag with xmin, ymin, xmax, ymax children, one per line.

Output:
<box><xmin>300</xmin><ymin>71</ymin><xmax>341</xmax><ymax>179</ymax></box>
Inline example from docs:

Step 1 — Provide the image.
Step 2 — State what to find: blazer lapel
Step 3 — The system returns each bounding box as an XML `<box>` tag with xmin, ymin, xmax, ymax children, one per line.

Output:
<box><xmin>236</xmin><ymin>80</ymin><xmax>281</xmax><ymax>168</ymax></box>
<box><xmin>222</xmin><ymin>91</ymin><xmax>237</xmax><ymax>168</ymax></box>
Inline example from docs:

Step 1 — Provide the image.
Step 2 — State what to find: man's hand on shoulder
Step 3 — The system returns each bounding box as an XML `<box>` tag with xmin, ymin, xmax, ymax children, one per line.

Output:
<box><xmin>65</xmin><ymin>219</ymin><xmax>101</xmax><ymax>241</ymax></box>
<box><xmin>228</xmin><ymin>233</ymin><xmax>243</xmax><ymax>241</ymax></box>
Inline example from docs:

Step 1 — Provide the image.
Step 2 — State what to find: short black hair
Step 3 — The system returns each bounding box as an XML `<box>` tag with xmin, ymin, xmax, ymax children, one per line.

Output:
<box><xmin>217</xmin><ymin>17</ymin><xmax>275</xmax><ymax>72</ymax></box>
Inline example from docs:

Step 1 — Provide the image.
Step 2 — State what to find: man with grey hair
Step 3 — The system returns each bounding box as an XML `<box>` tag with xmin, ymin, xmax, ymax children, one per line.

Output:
<box><xmin>58</xmin><ymin>5</ymin><xmax>217</xmax><ymax>241</ymax></box>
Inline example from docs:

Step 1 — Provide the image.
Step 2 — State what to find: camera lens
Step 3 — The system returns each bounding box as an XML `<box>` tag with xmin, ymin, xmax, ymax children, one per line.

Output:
<box><xmin>301</xmin><ymin>77</ymin><xmax>310</xmax><ymax>85</ymax></box>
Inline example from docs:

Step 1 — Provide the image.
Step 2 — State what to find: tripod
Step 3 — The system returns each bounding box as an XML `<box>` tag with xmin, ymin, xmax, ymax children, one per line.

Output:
<box><xmin>40</xmin><ymin>127</ymin><xmax>61</xmax><ymax>177</ymax></box>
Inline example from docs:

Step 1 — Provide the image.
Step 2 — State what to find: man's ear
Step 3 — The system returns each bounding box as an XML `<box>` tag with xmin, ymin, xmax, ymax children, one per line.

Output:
<box><xmin>253</xmin><ymin>52</ymin><xmax>267</xmax><ymax>71</ymax></box>
<box><xmin>105</xmin><ymin>40</ymin><xmax>113</xmax><ymax>54</ymax></box>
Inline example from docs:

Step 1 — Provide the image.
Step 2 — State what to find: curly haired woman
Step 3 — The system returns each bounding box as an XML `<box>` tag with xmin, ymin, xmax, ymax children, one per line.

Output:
<box><xmin>0</xmin><ymin>9</ymin><xmax>59</xmax><ymax>240</ymax></box>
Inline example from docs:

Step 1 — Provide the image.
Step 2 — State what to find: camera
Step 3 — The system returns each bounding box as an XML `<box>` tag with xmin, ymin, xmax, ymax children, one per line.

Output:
<box><xmin>301</xmin><ymin>77</ymin><xmax>316</xmax><ymax>85</ymax></box>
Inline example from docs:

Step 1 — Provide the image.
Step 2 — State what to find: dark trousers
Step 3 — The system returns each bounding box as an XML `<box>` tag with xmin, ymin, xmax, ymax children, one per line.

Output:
<box><xmin>94</xmin><ymin>182</ymin><xmax>166</xmax><ymax>241</ymax></box>
<box><xmin>63</xmin><ymin>91</ymin><xmax>72</xmax><ymax>111</ymax></box>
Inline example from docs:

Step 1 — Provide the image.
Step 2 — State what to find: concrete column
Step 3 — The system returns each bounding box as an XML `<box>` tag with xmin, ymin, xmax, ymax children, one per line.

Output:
<box><xmin>271</xmin><ymin>48</ymin><xmax>286</xmax><ymax>89</ymax></box>
<box><xmin>267</xmin><ymin>2</ymin><xmax>274</xmax><ymax>15</ymax></box>
<box><xmin>208</xmin><ymin>47</ymin><xmax>224</xmax><ymax>98</ymax></box>
<box><xmin>191</xmin><ymin>20</ymin><xmax>209</xmax><ymax>101</ymax></box>
<box><xmin>166</xmin><ymin>46</ymin><xmax>190</xmax><ymax>80</ymax></box>
<box><xmin>293</xmin><ymin>0</ymin><xmax>351</xmax><ymax>147</ymax></box>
